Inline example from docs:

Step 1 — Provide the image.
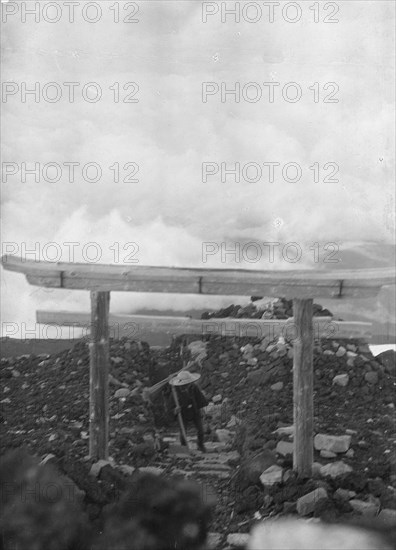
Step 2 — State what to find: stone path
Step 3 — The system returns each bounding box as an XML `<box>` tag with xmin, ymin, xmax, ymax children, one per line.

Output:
<box><xmin>144</xmin><ymin>430</ymin><xmax>247</xmax><ymax>548</ymax></box>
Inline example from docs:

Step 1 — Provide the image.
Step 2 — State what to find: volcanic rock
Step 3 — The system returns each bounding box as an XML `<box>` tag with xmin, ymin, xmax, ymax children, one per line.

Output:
<box><xmin>276</xmin><ymin>441</ymin><xmax>294</xmax><ymax>456</ymax></box>
<box><xmin>297</xmin><ymin>488</ymin><xmax>328</xmax><ymax>516</ymax></box>
<box><xmin>89</xmin><ymin>460</ymin><xmax>113</xmax><ymax>478</ymax></box>
<box><xmin>114</xmin><ymin>388</ymin><xmax>131</xmax><ymax>398</ymax></box>
<box><xmin>237</xmin><ymin>450</ymin><xmax>277</xmax><ymax>487</ymax></box>
<box><xmin>215</xmin><ymin>429</ymin><xmax>233</xmax><ymax>444</ymax></box>
<box><xmin>349</xmin><ymin>499</ymin><xmax>379</xmax><ymax>517</ymax></box>
<box><xmin>332</xmin><ymin>374</ymin><xmax>349</xmax><ymax>387</ymax></box>
<box><xmin>270</xmin><ymin>381</ymin><xmax>284</xmax><ymax>391</ymax></box>
<box><xmin>314</xmin><ymin>434</ymin><xmax>351</xmax><ymax>453</ymax></box>
<box><xmin>320</xmin><ymin>461</ymin><xmax>353</xmax><ymax>478</ymax></box>
<box><xmin>320</xmin><ymin>450</ymin><xmax>337</xmax><ymax>458</ymax></box>
<box><xmin>364</xmin><ymin>371</ymin><xmax>379</xmax><ymax>385</ymax></box>
<box><xmin>260</xmin><ymin>465</ymin><xmax>283</xmax><ymax>486</ymax></box>
<box><xmin>226</xmin><ymin>533</ymin><xmax>250</xmax><ymax>547</ymax></box>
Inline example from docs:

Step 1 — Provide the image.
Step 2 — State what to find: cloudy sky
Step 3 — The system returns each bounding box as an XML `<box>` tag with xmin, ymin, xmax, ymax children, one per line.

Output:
<box><xmin>1</xmin><ymin>0</ymin><xmax>395</xmax><ymax>335</ymax></box>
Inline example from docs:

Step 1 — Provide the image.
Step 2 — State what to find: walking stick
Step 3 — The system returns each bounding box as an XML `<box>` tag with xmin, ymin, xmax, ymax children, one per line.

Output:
<box><xmin>171</xmin><ymin>383</ymin><xmax>190</xmax><ymax>451</ymax></box>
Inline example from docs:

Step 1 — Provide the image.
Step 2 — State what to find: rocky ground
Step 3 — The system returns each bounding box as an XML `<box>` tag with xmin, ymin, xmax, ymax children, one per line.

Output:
<box><xmin>1</xmin><ymin>301</ymin><xmax>396</xmax><ymax>549</ymax></box>
<box><xmin>201</xmin><ymin>297</ymin><xmax>335</xmax><ymax>320</ymax></box>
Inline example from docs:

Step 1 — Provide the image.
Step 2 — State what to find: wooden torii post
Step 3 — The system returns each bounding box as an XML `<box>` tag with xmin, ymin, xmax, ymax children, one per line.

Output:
<box><xmin>1</xmin><ymin>254</ymin><xmax>394</xmax><ymax>474</ymax></box>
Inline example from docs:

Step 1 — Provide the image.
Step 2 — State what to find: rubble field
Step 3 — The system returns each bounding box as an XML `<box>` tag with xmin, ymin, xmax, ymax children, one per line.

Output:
<box><xmin>1</xmin><ymin>299</ymin><xmax>395</xmax><ymax>548</ymax></box>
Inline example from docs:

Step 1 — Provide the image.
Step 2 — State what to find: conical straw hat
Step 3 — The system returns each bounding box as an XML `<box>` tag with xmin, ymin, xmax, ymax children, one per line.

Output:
<box><xmin>169</xmin><ymin>370</ymin><xmax>201</xmax><ymax>386</ymax></box>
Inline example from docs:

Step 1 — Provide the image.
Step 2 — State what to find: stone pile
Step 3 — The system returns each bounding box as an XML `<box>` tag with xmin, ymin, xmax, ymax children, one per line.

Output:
<box><xmin>0</xmin><ymin>338</ymin><xmax>155</xmax><ymax>464</ymax></box>
<box><xmin>201</xmin><ymin>297</ymin><xmax>334</xmax><ymax>320</ymax></box>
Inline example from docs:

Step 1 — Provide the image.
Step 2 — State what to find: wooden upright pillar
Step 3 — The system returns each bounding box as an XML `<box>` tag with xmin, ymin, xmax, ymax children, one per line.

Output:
<box><xmin>293</xmin><ymin>298</ymin><xmax>314</xmax><ymax>477</ymax></box>
<box><xmin>89</xmin><ymin>291</ymin><xmax>110</xmax><ymax>460</ymax></box>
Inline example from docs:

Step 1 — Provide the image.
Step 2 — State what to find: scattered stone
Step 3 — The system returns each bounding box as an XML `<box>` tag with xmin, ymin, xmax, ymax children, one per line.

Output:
<box><xmin>12</xmin><ymin>369</ymin><xmax>21</xmax><ymax>377</ymax></box>
<box><xmin>207</xmin><ymin>532</ymin><xmax>222</xmax><ymax>549</ymax></box>
<box><xmin>345</xmin><ymin>449</ymin><xmax>355</xmax><ymax>458</ymax></box>
<box><xmin>109</xmin><ymin>374</ymin><xmax>127</xmax><ymax>387</ymax></box>
<box><xmin>332</xmin><ymin>374</ymin><xmax>349</xmax><ymax>387</ymax></box>
<box><xmin>364</xmin><ymin>371</ymin><xmax>378</xmax><ymax>385</ymax></box>
<box><xmin>204</xmin><ymin>441</ymin><xmax>227</xmax><ymax>453</ymax></box>
<box><xmin>40</xmin><ymin>453</ymin><xmax>57</xmax><ymax>466</ymax></box>
<box><xmin>349</xmin><ymin>499</ymin><xmax>379</xmax><ymax>517</ymax></box>
<box><xmin>226</xmin><ymin>415</ymin><xmax>240</xmax><ymax>428</ymax></box>
<box><xmin>270</xmin><ymin>381</ymin><xmax>284</xmax><ymax>391</ymax></box>
<box><xmin>260</xmin><ymin>465</ymin><xmax>283</xmax><ymax>486</ymax></box>
<box><xmin>111</xmin><ymin>357</ymin><xmax>124</xmax><ymax>364</ymax></box>
<box><xmin>188</xmin><ymin>340</ymin><xmax>208</xmax><ymax>361</ymax></box>
<box><xmin>283</xmin><ymin>469</ymin><xmax>297</xmax><ymax>483</ymax></box>
<box><xmin>117</xmin><ymin>464</ymin><xmax>135</xmax><ymax>476</ymax></box>
<box><xmin>314</xmin><ymin>434</ymin><xmax>351</xmax><ymax>453</ymax></box>
<box><xmin>276</xmin><ymin>441</ymin><xmax>294</xmax><ymax>456</ymax></box>
<box><xmin>323</xmin><ymin>350</ymin><xmax>335</xmax><ymax>356</ymax></box>
<box><xmin>320</xmin><ymin>461</ymin><xmax>353</xmax><ymax>478</ymax></box>
<box><xmin>239</xmin><ymin>450</ymin><xmax>277</xmax><ymax>485</ymax></box>
<box><xmin>336</xmin><ymin>346</ymin><xmax>346</xmax><ymax>357</ymax></box>
<box><xmin>320</xmin><ymin>450</ymin><xmax>337</xmax><ymax>458</ymax></box>
<box><xmin>216</xmin><ymin>429</ymin><xmax>233</xmax><ymax>444</ymax></box>
<box><xmin>226</xmin><ymin>533</ymin><xmax>250</xmax><ymax>547</ymax></box>
<box><xmin>297</xmin><ymin>488</ymin><xmax>328</xmax><ymax>516</ymax></box>
<box><xmin>345</xmin><ymin>429</ymin><xmax>358</xmax><ymax>435</ymax></box>
<box><xmin>114</xmin><ymin>388</ymin><xmax>131</xmax><ymax>398</ymax></box>
<box><xmin>212</xmin><ymin>394</ymin><xmax>222</xmax><ymax>403</ymax></box>
<box><xmin>90</xmin><ymin>460</ymin><xmax>113</xmax><ymax>477</ymax></box>
<box><xmin>346</xmin><ymin>344</ymin><xmax>357</xmax><ymax>352</ymax></box>
<box><xmin>168</xmin><ymin>445</ymin><xmax>191</xmax><ymax>456</ymax></box>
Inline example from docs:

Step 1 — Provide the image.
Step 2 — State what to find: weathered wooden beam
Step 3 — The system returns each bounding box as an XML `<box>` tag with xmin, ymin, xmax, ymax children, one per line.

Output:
<box><xmin>2</xmin><ymin>255</ymin><xmax>394</xmax><ymax>299</ymax></box>
<box><xmin>36</xmin><ymin>311</ymin><xmax>373</xmax><ymax>341</ymax></box>
<box><xmin>293</xmin><ymin>298</ymin><xmax>314</xmax><ymax>477</ymax></box>
<box><xmin>89</xmin><ymin>291</ymin><xmax>110</xmax><ymax>460</ymax></box>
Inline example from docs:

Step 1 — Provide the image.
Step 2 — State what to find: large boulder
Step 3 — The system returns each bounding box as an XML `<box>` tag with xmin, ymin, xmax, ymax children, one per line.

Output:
<box><xmin>260</xmin><ymin>465</ymin><xmax>283</xmax><ymax>487</ymax></box>
<box><xmin>297</xmin><ymin>488</ymin><xmax>328</xmax><ymax>516</ymax></box>
<box><xmin>314</xmin><ymin>434</ymin><xmax>351</xmax><ymax>453</ymax></box>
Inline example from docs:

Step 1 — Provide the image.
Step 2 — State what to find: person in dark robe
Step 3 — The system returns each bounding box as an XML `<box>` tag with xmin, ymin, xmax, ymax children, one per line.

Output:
<box><xmin>169</xmin><ymin>371</ymin><xmax>208</xmax><ymax>452</ymax></box>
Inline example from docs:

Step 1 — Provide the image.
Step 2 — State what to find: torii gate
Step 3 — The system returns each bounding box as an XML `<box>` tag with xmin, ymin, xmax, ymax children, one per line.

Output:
<box><xmin>2</xmin><ymin>254</ymin><xmax>394</xmax><ymax>477</ymax></box>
